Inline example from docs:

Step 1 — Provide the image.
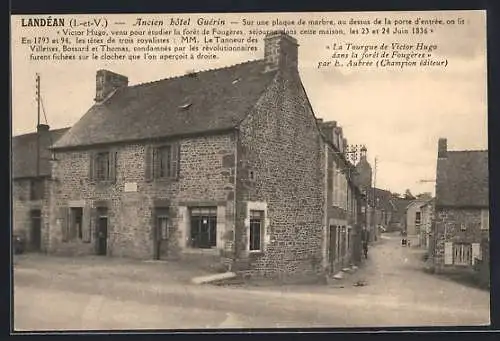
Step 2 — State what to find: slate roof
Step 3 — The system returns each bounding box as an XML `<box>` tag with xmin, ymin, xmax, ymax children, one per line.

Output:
<box><xmin>372</xmin><ymin>188</ymin><xmax>396</xmax><ymax>211</ymax></box>
<box><xmin>53</xmin><ymin>60</ymin><xmax>278</xmax><ymax>149</ymax></box>
<box><xmin>12</xmin><ymin>128</ymin><xmax>70</xmax><ymax>179</ymax></box>
<box><xmin>436</xmin><ymin>150</ymin><xmax>489</xmax><ymax>207</ymax></box>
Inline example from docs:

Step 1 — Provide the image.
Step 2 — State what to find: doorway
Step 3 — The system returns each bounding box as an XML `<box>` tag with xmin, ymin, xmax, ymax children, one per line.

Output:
<box><xmin>30</xmin><ymin>209</ymin><xmax>42</xmax><ymax>251</ymax></box>
<box><xmin>328</xmin><ymin>225</ymin><xmax>336</xmax><ymax>273</ymax></box>
<box><xmin>154</xmin><ymin>209</ymin><xmax>169</xmax><ymax>260</ymax></box>
<box><xmin>96</xmin><ymin>208</ymin><xmax>108</xmax><ymax>256</ymax></box>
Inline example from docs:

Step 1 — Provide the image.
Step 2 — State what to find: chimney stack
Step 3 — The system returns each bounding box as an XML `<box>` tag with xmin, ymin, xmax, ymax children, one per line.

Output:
<box><xmin>37</xmin><ymin>124</ymin><xmax>50</xmax><ymax>133</ymax></box>
<box><xmin>263</xmin><ymin>31</ymin><xmax>299</xmax><ymax>73</ymax></box>
<box><xmin>95</xmin><ymin>69</ymin><xmax>128</xmax><ymax>102</ymax></box>
<box><xmin>438</xmin><ymin>138</ymin><xmax>447</xmax><ymax>158</ymax></box>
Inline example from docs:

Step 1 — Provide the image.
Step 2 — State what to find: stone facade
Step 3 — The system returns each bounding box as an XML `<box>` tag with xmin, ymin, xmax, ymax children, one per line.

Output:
<box><xmin>13</xmin><ymin>177</ymin><xmax>52</xmax><ymax>252</ymax></box>
<box><xmin>234</xmin><ymin>60</ymin><xmax>326</xmax><ymax>283</ymax></box>
<box><xmin>49</xmin><ymin>133</ymin><xmax>237</xmax><ymax>259</ymax></box>
<box><xmin>432</xmin><ymin>208</ymin><xmax>488</xmax><ymax>272</ymax></box>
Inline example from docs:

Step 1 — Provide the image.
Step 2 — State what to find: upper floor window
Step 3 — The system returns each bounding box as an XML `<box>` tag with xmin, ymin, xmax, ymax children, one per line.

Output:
<box><xmin>90</xmin><ymin>150</ymin><xmax>117</xmax><ymax>182</ymax></box>
<box><xmin>145</xmin><ymin>143</ymin><xmax>180</xmax><ymax>181</ymax></box>
<box><xmin>415</xmin><ymin>211</ymin><xmax>421</xmax><ymax>225</ymax></box>
<box><xmin>29</xmin><ymin>179</ymin><xmax>45</xmax><ymax>200</ymax></box>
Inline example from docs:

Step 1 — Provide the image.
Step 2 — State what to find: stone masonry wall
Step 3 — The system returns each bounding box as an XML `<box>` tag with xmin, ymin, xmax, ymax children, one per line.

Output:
<box><xmin>49</xmin><ymin>133</ymin><xmax>236</xmax><ymax>260</ymax></box>
<box><xmin>433</xmin><ymin>207</ymin><xmax>485</xmax><ymax>271</ymax></box>
<box><xmin>236</xmin><ymin>70</ymin><xmax>325</xmax><ymax>283</ymax></box>
<box><xmin>13</xmin><ymin>178</ymin><xmax>52</xmax><ymax>252</ymax></box>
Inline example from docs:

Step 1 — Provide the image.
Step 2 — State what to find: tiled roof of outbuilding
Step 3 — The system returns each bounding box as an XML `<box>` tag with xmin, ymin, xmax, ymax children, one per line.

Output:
<box><xmin>12</xmin><ymin>128</ymin><xmax>70</xmax><ymax>179</ymax></box>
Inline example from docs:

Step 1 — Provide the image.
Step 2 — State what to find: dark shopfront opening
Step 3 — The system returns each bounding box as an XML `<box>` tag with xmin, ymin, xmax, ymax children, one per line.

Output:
<box><xmin>190</xmin><ymin>207</ymin><xmax>217</xmax><ymax>249</ymax></box>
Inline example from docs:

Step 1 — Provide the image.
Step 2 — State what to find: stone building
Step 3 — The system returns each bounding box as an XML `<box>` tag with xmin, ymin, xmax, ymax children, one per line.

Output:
<box><xmin>432</xmin><ymin>138</ymin><xmax>489</xmax><ymax>279</ymax></box>
<box><xmin>317</xmin><ymin>120</ymin><xmax>364</xmax><ymax>274</ymax></box>
<box><xmin>12</xmin><ymin>124</ymin><xmax>69</xmax><ymax>252</ymax></box>
<box><xmin>405</xmin><ymin>199</ymin><xmax>428</xmax><ymax>247</ymax></box>
<box><xmin>353</xmin><ymin>148</ymin><xmax>377</xmax><ymax>242</ymax></box>
<box><xmin>46</xmin><ymin>32</ymin><xmax>342</xmax><ymax>283</ymax></box>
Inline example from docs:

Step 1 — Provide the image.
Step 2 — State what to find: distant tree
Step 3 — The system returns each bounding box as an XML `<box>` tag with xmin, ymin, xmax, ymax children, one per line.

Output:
<box><xmin>416</xmin><ymin>192</ymin><xmax>432</xmax><ymax>200</ymax></box>
<box><xmin>404</xmin><ymin>189</ymin><xmax>416</xmax><ymax>200</ymax></box>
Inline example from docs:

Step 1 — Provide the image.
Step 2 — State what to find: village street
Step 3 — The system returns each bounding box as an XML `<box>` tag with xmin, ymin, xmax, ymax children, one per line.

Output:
<box><xmin>13</xmin><ymin>233</ymin><xmax>490</xmax><ymax>331</ymax></box>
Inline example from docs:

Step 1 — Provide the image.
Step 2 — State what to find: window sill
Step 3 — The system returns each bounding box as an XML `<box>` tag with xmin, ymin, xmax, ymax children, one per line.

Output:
<box><xmin>183</xmin><ymin>247</ymin><xmax>219</xmax><ymax>255</ymax></box>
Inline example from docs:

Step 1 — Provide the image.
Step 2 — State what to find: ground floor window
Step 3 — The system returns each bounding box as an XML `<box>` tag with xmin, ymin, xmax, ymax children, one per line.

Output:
<box><xmin>70</xmin><ymin>207</ymin><xmax>83</xmax><ymax>241</ymax></box>
<box><xmin>453</xmin><ymin>243</ymin><xmax>472</xmax><ymax>266</ymax></box>
<box><xmin>249</xmin><ymin>210</ymin><xmax>264</xmax><ymax>251</ymax></box>
<box><xmin>190</xmin><ymin>207</ymin><xmax>217</xmax><ymax>249</ymax></box>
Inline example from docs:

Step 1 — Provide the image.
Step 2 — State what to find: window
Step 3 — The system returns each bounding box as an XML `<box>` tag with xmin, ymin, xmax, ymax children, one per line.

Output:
<box><xmin>453</xmin><ymin>243</ymin><xmax>472</xmax><ymax>266</ymax></box>
<box><xmin>146</xmin><ymin>144</ymin><xmax>180</xmax><ymax>181</ymax></box>
<box><xmin>481</xmin><ymin>209</ymin><xmax>489</xmax><ymax>230</ymax></box>
<box><xmin>90</xmin><ymin>150</ymin><xmax>117</xmax><ymax>182</ymax></box>
<box><xmin>157</xmin><ymin>215</ymin><xmax>169</xmax><ymax>240</ymax></box>
<box><xmin>415</xmin><ymin>211</ymin><xmax>421</xmax><ymax>225</ymax></box>
<box><xmin>95</xmin><ymin>152</ymin><xmax>110</xmax><ymax>181</ymax></box>
<box><xmin>249</xmin><ymin>210</ymin><xmax>264</xmax><ymax>251</ymax></box>
<box><xmin>29</xmin><ymin>179</ymin><xmax>45</xmax><ymax>200</ymax></box>
<box><xmin>189</xmin><ymin>207</ymin><xmax>217</xmax><ymax>249</ymax></box>
<box><xmin>69</xmin><ymin>207</ymin><xmax>83</xmax><ymax>241</ymax></box>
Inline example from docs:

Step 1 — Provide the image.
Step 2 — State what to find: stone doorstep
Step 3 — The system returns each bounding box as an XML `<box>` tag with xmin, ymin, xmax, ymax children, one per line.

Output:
<box><xmin>191</xmin><ymin>272</ymin><xmax>237</xmax><ymax>285</ymax></box>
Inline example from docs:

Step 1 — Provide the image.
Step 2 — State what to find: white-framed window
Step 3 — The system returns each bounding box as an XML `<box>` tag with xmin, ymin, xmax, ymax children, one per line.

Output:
<box><xmin>249</xmin><ymin>210</ymin><xmax>264</xmax><ymax>251</ymax></box>
<box><xmin>453</xmin><ymin>243</ymin><xmax>472</xmax><ymax>266</ymax></box>
<box><xmin>481</xmin><ymin>209</ymin><xmax>489</xmax><ymax>230</ymax></box>
<box><xmin>245</xmin><ymin>202</ymin><xmax>268</xmax><ymax>252</ymax></box>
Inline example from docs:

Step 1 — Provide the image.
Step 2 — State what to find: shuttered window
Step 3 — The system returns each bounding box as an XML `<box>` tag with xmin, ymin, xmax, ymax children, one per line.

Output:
<box><xmin>472</xmin><ymin>243</ymin><xmax>481</xmax><ymax>264</ymax></box>
<box><xmin>89</xmin><ymin>150</ymin><xmax>117</xmax><ymax>182</ymax></box>
<box><xmin>453</xmin><ymin>243</ymin><xmax>472</xmax><ymax>266</ymax></box>
<box><xmin>444</xmin><ymin>241</ymin><xmax>453</xmax><ymax>265</ymax></box>
<box><xmin>145</xmin><ymin>143</ymin><xmax>181</xmax><ymax>181</ymax></box>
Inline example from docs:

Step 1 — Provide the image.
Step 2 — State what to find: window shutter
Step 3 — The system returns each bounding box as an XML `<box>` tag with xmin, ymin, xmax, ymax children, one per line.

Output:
<box><xmin>82</xmin><ymin>205</ymin><xmax>91</xmax><ymax>243</ymax></box>
<box><xmin>59</xmin><ymin>207</ymin><xmax>69</xmax><ymax>242</ymax></box>
<box><xmin>90</xmin><ymin>207</ymin><xmax>98</xmax><ymax>241</ymax></box>
<box><xmin>444</xmin><ymin>242</ymin><xmax>453</xmax><ymax>265</ymax></box>
<box><xmin>109</xmin><ymin>150</ymin><xmax>117</xmax><ymax>183</ymax></box>
<box><xmin>153</xmin><ymin>147</ymin><xmax>159</xmax><ymax>179</ymax></box>
<box><xmin>89</xmin><ymin>152</ymin><xmax>95</xmax><ymax>180</ymax></box>
<box><xmin>171</xmin><ymin>143</ymin><xmax>180</xmax><ymax>179</ymax></box>
<box><xmin>144</xmin><ymin>145</ymin><xmax>153</xmax><ymax>182</ymax></box>
<box><xmin>481</xmin><ymin>209</ymin><xmax>489</xmax><ymax>230</ymax></box>
<box><xmin>472</xmin><ymin>243</ymin><xmax>481</xmax><ymax>264</ymax></box>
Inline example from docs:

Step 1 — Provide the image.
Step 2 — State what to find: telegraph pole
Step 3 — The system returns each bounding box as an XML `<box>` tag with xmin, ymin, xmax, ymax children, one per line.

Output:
<box><xmin>372</xmin><ymin>156</ymin><xmax>378</xmax><ymax>240</ymax></box>
<box><xmin>36</xmin><ymin>73</ymin><xmax>41</xmax><ymax>177</ymax></box>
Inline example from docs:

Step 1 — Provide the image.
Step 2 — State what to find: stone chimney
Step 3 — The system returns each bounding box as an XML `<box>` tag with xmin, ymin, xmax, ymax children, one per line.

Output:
<box><xmin>318</xmin><ymin>120</ymin><xmax>337</xmax><ymax>145</ymax></box>
<box><xmin>95</xmin><ymin>69</ymin><xmax>128</xmax><ymax>102</ymax></box>
<box><xmin>263</xmin><ymin>31</ymin><xmax>299</xmax><ymax>73</ymax></box>
<box><xmin>37</xmin><ymin>124</ymin><xmax>50</xmax><ymax>133</ymax></box>
<box><xmin>438</xmin><ymin>138</ymin><xmax>447</xmax><ymax>158</ymax></box>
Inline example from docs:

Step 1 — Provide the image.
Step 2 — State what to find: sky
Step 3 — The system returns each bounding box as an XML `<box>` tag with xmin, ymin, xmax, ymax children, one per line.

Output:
<box><xmin>11</xmin><ymin>11</ymin><xmax>487</xmax><ymax>196</ymax></box>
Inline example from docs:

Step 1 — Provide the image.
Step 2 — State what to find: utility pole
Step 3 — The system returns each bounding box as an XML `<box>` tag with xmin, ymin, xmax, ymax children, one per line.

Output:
<box><xmin>372</xmin><ymin>156</ymin><xmax>378</xmax><ymax>241</ymax></box>
<box><xmin>36</xmin><ymin>73</ymin><xmax>41</xmax><ymax>177</ymax></box>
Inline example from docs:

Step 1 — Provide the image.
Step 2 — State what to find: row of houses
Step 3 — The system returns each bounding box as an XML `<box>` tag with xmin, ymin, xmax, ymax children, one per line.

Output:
<box><xmin>401</xmin><ymin>139</ymin><xmax>489</xmax><ymax>285</ymax></box>
<box><xmin>13</xmin><ymin>32</ymin><xmax>382</xmax><ymax>283</ymax></box>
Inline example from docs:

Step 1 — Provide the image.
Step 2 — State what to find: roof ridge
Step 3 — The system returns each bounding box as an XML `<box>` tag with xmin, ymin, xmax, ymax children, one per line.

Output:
<box><xmin>128</xmin><ymin>58</ymin><xmax>265</xmax><ymax>89</ymax></box>
<box><xmin>448</xmin><ymin>149</ymin><xmax>488</xmax><ymax>153</ymax></box>
<box><xmin>12</xmin><ymin>127</ymin><xmax>71</xmax><ymax>138</ymax></box>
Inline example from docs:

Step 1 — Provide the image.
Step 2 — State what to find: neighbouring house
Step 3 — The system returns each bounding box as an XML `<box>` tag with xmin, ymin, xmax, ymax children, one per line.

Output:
<box><xmin>389</xmin><ymin>197</ymin><xmax>412</xmax><ymax>233</ymax></box>
<box><xmin>317</xmin><ymin>119</ymin><xmax>365</xmax><ymax>274</ymax></box>
<box><xmin>405</xmin><ymin>199</ymin><xmax>428</xmax><ymax>247</ymax></box>
<box><xmin>419</xmin><ymin>198</ymin><xmax>435</xmax><ymax>250</ymax></box>
<box><xmin>353</xmin><ymin>147</ymin><xmax>377</xmax><ymax>242</ymax></box>
<box><xmin>432</xmin><ymin>138</ymin><xmax>489</xmax><ymax>283</ymax></box>
<box><xmin>46</xmin><ymin>32</ymin><xmax>349</xmax><ymax>283</ymax></box>
<box><xmin>12</xmin><ymin>124</ymin><xmax>70</xmax><ymax>252</ymax></box>
<box><xmin>372</xmin><ymin>188</ymin><xmax>396</xmax><ymax>233</ymax></box>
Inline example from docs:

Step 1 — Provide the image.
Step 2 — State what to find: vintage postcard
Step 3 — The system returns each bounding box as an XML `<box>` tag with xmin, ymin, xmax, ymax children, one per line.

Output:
<box><xmin>11</xmin><ymin>11</ymin><xmax>489</xmax><ymax>331</ymax></box>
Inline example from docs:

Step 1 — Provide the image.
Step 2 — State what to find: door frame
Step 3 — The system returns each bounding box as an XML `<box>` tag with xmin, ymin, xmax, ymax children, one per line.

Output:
<box><xmin>153</xmin><ymin>211</ymin><xmax>169</xmax><ymax>260</ymax></box>
<box><xmin>95</xmin><ymin>208</ymin><xmax>108</xmax><ymax>256</ymax></box>
<box><xmin>30</xmin><ymin>209</ymin><xmax>42</xmax><ymax>252</ymax></box>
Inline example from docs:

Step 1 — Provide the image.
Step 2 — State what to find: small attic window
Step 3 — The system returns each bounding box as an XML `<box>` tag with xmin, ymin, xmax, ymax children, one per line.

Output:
<box><xmin>232</xmin><ymin>78</ymin><xmax>241</xmax><ymax>84</ymax></box>
<box><xmin>179</xmin><ymin>102</ymin><xmax>192</xmax><ymax>110</ymax></box>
